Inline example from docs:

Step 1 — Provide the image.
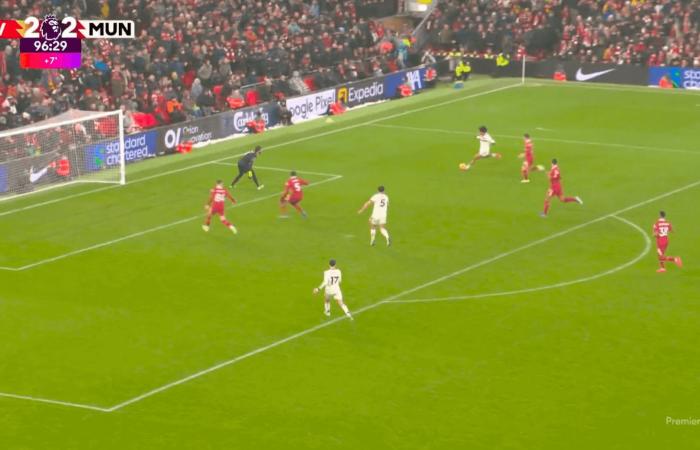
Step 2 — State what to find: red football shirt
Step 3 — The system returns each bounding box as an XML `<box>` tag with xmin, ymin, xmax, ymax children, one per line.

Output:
<box><xmin>285</xmin><ymin>176</ymin><xmax>309</xmax><ymax>198</ymax></box>
<box><xmin>549</xmin><ymin>165</ymin><xmax>561</xmax><ymax>187</ymax></box>
<box><xmin>653</xmin><ymin>218</ymin><xmax>672</xmax><ymax>241</ymax></box>
<box><xmin>209</xmin><ymin>186</ymin><xmax>235</xmax><ymax>206</ymax></box>
<box><xmin>524</xmin><ymin>138</ymin><xmax>533</xmax><ymax>159</ymax></box>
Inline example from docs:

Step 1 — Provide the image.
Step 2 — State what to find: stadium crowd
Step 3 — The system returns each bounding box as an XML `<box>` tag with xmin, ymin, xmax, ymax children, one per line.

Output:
<box><xmin>425</xmin><ymin>0</ymin><xmax>699</xmax><ymax>66</ymax></box>
<box><xmin>0</xmin><ymin>0</ymin><xmax>698</xmax><ymax>134</ymax></box>
<box><xmin>0</xmin><ymin>0</ymin><xmax>404</xmax><ymax>132</ymax></box>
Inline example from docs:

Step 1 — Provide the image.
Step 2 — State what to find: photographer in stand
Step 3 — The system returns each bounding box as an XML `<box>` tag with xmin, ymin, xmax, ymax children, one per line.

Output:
<box><xmin>278</xmin><ymin>99</ymin><xmax>292</xmax><ymax>126</ymax></box>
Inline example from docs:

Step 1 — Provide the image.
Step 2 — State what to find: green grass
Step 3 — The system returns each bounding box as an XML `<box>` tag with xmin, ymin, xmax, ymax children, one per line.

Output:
<box><xmin>1</xmin><ymin>78</ymin><xmax>699</xmax><ymax>449</ymax></box>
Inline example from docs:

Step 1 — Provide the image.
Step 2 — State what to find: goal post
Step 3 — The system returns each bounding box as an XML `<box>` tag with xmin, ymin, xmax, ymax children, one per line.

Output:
<box><xmin>0</xmin><ymin>108</ymin><xmax>125</xmax><ymax>200</ymax></box>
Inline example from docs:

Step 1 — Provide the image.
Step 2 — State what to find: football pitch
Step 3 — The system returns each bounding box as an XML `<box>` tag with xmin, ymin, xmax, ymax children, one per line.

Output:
<box><xmin>1</xmin><ymin>78</ymin><xmax>699</xmax><ymax>449</ymax></box>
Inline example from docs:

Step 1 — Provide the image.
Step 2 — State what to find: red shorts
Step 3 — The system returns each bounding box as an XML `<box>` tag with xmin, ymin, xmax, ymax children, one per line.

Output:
<box><xmin>288</xmin><ymin>194</ymin><xmax>302</xmax><ymax>205</ymax></box>
<box><xmin>210</xmin><ymin>203</ymin><xmax>224</xmax><ymax>215</ymax></box>
<box><xmin>547</xmin><ymin>184</ymin><xmax>562</xmax><ymax>197</ymax></box>
<box><xmin>656</xmin><ymin>237</ymin><xmax>668</xmax><ymax>255</ymax></box>
<box><xmin>525</xmin><ymin>155</ymin><xmax>534</xmax><ymax>167</ymax></box>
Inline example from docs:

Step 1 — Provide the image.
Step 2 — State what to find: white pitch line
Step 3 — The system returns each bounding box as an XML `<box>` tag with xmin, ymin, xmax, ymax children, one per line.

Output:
<box><xmin>390</xmin><ymin>215</ymin><xmax>651</xmax><ymax>304</ymax></box>
<box><xmin>2</xmin><ymin>174</ymin><xmax>342</xmax><ymax>271</ymax></box>
<box><xmin>101</xmin><ymin>179</ymin><xmax>699</xmax><ymax>412</ymax></box>
<box><xmin>0</xmin><ymin>82</ymin><xmax>520</xmax><ymax>219</ymax></box>
<box><xmin>2</xmin><ymin>178</ymin><xmax>697</xmax><ymax>412</ymax></box>
<box><xmin>0</xmin><ymin>391</ymin><xmax>110</xmax><ymax>412</ymax></box>
<box><xmin>535</xmin><ymin>79</ymin><xmax>700</xmax><ymax>96</ymax></box>
<box><xmin>370</xmin><ymin>123</ymin><xmax>700</xmax><ymax>156</ymax></box>
<box><xmin>213</xmin><ymin>163</ymin><xmax>343</xmax><ymax>179</ymax></box>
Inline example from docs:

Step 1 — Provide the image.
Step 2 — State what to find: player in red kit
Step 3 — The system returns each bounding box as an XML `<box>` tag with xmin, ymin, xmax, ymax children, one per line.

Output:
<box><xmin>653</xmin><ymin>211</ymin><xmax>682</xmax><ymax>273</ymax></box>
<box><xmin>518</xmin><ymin>133</ymin><xmax>544</xmax><ymax>183</ymax></box>
<box><xmin>280</xmin><ymin>171</ymin><xmax>309</xmax><ymax>218</ymax></box>
<box><xmin>203</xmin><ymin>180</ymin><xmax>238</xmax><ymax>234</ymax></box>
<box><xmin>540</xmin><ymin>158</ymin><xmax>582</xmax><ymax>217</ymax></box>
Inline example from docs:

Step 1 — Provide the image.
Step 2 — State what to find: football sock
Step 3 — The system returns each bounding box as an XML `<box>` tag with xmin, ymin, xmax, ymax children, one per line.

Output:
<box><xmin>250</xmin><ymin>170</ymin><xmax>260</xmax><ymax>187</ymax></box>
<box><xmin>543</xmin><ymin>201</ymin><xmax>550</xmax><ymax>215</ymax></box>
<box><xmin>370</xmin><ymin>229</ymin><xmax>376</xmax><ymax>244</ymax></box>
<box><xmin>231</xmin><ymin>172</ymin><xmax>244</xmax><ymax>186</ymax></box>
<box><xmin>380</xmin><ymin>228</ymin><xmax>390</xmax><ymax>242</ymax></box>
<box><xmin>563</xmin><ymin>197</ymin><xmax>577</xmax><ymax>203</ymax></box>
<box><xmin>221</xmin><ymin>218</ymin><xmax>232</xmax><ymax>227</ymax></box>
<box><xmin>205</xmin><ymin>215</ymin><xmax>212</xmax><ymax>226</ymax></box>
<box><xmin>324</xmin><ymin>300</ymin><xmax>330</xmax><ymax>315</ymax></box>
<box><xmin>339</xmin><ymin>303</ymin><xmax>351</xmax><ymax>317</ymax></box>
<box><xmin>521</xmin><ymin>169</ymin><xmax>528</xmax><ymax>180</ymax></box>
<box><xmin>664</xmin><ymin>256</ymin><xmax>675</xmax><ymax>262</ymax></box>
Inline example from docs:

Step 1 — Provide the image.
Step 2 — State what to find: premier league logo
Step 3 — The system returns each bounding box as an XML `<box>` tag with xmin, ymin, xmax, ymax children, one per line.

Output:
<box><xmin>40</xmin><ymin>14</ymin><xmax>61</xmax><ymax>41</ymax></box>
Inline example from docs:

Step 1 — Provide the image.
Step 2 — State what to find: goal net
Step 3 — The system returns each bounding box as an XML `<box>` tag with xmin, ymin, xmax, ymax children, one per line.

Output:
<box><xmin>0</xmin><ymin>109</ymin><xmax>125</xmax><ymax>200</ymax></box>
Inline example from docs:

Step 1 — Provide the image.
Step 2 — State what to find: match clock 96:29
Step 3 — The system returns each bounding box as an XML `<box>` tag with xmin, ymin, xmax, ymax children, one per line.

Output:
<box><xmin>19</xmin><ymin>37</ymin><xmax>81</xmax><ymax>53</ymax></box>
<box><xmin>18</xmin><ymin>37</ymin><xmax>82</xmax><ymax>69</ymax></box>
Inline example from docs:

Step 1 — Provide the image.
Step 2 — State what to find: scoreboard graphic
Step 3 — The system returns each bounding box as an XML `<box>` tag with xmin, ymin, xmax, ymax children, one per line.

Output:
<box><xmin>0</xmin><ymin>15</ymin><xmax>134</xmax><ymax>69</ymax></box>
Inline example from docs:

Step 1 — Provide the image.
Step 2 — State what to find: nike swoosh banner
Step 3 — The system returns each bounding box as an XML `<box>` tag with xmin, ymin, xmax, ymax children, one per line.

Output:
<box><xmin>531</xmin><ymin>60</ymin><xmax>647</xmax><ymax>85</ymax></box>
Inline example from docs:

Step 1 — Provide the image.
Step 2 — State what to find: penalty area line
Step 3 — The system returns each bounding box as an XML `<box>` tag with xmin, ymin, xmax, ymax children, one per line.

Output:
<box><xmin>1</xmin><ymin>174</ymin><xmax>342</xmax><ymax>272</ymax></box>
<box><xmin>0</xmin><ymin>391</ymin><xmax>110</xmax><ymax>412</ymax></box>
<box><xmin>212</xmin><ymin>163</ymin><xmax>343</xmax><ymax>179</ymax></box>
<box><xmin>102</xmin><ymin>180</ymin><xmax>698</xmax><ymax>413</ymax></box>
<box><xmin>0</xmin><ymin>180</ymin><xmax>695</xmax><ymax>412</ymax></box>
<box><xmin>0</xmin><ymin>82</ymin><xmax>521</xmax><ymax>219</ymax></box>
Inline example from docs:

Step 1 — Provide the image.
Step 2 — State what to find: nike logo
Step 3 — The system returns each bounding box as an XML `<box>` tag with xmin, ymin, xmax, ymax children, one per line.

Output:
<box><xmin>29</xmin><ymin>165</ymin><xmax>49</xmax><ymax>183</ymax></box>
<box><xmin>575</xmin><ymin>68</ymin><xmax>615</xmax><ymax>81</ymax></box>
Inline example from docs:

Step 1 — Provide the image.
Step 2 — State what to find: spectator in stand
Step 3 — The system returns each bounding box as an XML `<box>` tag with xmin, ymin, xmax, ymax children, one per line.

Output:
<box><xmin>0</xmin><ymin>0</ymin><xmax>400</xmax><ymax>135</ymax></box>
<box><xmin>197</xmin><ymin>88</ymin><xmax>216</xmax><ymax>116</ymax></box>
<box><xmin>426</xmin><ymin>0</ymin><xmax>698</xmax><ymax>67</ymax></box>
<box><xmin>278</xmin><ymin>99</ymin><xmax>293</xmax><ymax>125</ymax></box>
<box><xmin>288</xmin><ymin>71</ymin><xmax>310</xmax><ymax>96</ymax></box>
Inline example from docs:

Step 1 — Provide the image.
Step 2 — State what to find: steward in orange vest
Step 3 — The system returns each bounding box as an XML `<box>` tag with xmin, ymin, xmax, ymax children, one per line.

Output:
<box><xmin>424</xmin><ymin>66</ymin><xmax>437</xmax><ymax>88</ymax></box>
<box><xmin>397</xmin><ymin>77</ymin><xmax>413</xmax><ymax>98</ymax></box>
<box><xmin>246</xmin><ymin>112</ymin><xmax>266</xmax><ymax>134</ymax></box>
<box><xmin>227</xmin><ymin>96</ymin><xmax>246</xmax><ymax>109</ymax></box>
<box><xmin>328</xmin><ymin>100</ymin><xmax>346</xmax><ymax>116</ymax></box>
<box><xmin>55</xmin><ymin>155</ymin><xmax>71</xmax><ymax>179</ymax></box>
<box><xmin>658</xmin><ymin>75</ymin><xmax>674</xmax><ymax>89</ymax></box>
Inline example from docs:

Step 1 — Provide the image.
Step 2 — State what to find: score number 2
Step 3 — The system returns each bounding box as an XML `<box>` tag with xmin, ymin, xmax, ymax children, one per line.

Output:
<box><xmin>23</xmin><ymin>16</ymin><xmax>77</xmax><ymax>39</ymax></box>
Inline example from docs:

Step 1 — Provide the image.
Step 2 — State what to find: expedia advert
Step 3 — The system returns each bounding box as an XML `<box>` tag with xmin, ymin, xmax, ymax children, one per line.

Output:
<box><xmin>336</xmin><ymin>76</ymin><xmax>386</xmax><ymax>107</ymax></box>
<box><xmin>648</xmin><ymin>67</ymin><xmax>700</xmax><ymax>89</ymax></box>
<box><xmin>219</xmin><ymin>102</ymin><xmax>280</xmax><ymax>135</ymax></box>
<box><xmin>85</xmin><ymin>130</ymin><xmax>157</xmax><ymax>171</ymax></box>
<box><xmin>156</xmin><ymin>115</ymin><xmax>224</xmax><ymax>155</ymax></box>
<box><xmin>286</xmin><ymin>89</ymin><xmax>336</xmax><ymax>122</ymax></box>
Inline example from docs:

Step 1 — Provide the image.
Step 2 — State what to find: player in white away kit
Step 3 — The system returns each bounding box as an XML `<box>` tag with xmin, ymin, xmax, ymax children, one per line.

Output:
<box><xmin>464</xmin><ymin>125</ymin><xmax>501</xmax><ymax>170</ymax></box>
<box><xmin>357</xmin><ymin>185</ymin><xmax>391</xmax><ymax>246</ymax></box>
<box><xmin>313</xmin><ymin>259</ymin><xmax>353</xmax><ymax>320</ymax></box>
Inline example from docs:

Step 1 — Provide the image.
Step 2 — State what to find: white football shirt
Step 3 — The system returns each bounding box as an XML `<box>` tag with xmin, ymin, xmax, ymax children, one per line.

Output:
<box><xmin>370</xmin><ymin>193</ymin><xmax>389</xmax><ymax>219</ymax></box>
<box><xmin>477</xmin><ymin>132</ymin><xmax>495</xmax><ymax>154</ymax></box>
<box><xmin>320</xmin><ymin>268</ymin><xmax>342</xmax><ymax>295</ymax></box>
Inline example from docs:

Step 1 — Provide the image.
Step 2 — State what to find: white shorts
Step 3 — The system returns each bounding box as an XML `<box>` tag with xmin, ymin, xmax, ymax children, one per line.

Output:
<box><xmin>479</xmin><ymin>149</ymin><xmax>491</xmax><ymax>157</ymax></box>
<box><xmin>370</xmin><ymin>216</ymin><xmax>387</xmax><ymax>226</ymax></box>
<box><xmin>325</xmin><ymin>290</ymin><xmax>343</xmax><ymax>301</ymax></box>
